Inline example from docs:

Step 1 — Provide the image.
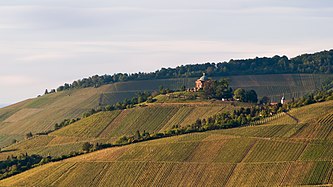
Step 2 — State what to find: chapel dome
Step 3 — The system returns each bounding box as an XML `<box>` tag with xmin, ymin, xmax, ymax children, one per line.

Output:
<box><xmin>199</xmin><ymin>73</ymin><xmax>208</xmax><ymax>81</ymax></box>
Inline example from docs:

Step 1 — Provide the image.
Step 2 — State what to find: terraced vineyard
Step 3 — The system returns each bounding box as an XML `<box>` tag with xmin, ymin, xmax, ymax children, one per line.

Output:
<box><xmin>0</xmin><ymin>73</ymin><xmax>330</xmax><ymax>142</ymax></box>
<box><xmin>0</xmin><ymin>102</ymin><xmax>241</xmax><ymax>159</ymax></box>
<box><xmin>51</xmin><ymin>111</ymin><xmax>121</xmax><ymax>138</ymax></box>
<box><xmin>1</xmin><ymin>100</ymin><xmax>333</xmax><ymax>186</ymax></box>
<box><xmin>318</xmin><ymin>113</ymin><xmax>333</xmax><ymax>125</ymax></box>
<box><xmin>50</xmin><ymin>103</ymin><xmax>237</xmax><ymax>140</ymax></box>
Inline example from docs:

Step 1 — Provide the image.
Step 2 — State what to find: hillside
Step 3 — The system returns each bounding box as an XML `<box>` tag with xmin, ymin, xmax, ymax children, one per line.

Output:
<box><xmin>1</xmin><ymin>100</ymin><xmax>333</xmax><ymax>186</ymax></box>
<box><xmin>56</xmin><ymin>49</ymin><xmax>333</xmax><ymax>91</ymax></box>
<box><xmin>0</xmin><ymin>74</ymin><xmax>330</xmax><ymax>148</ymax></box>
<box><xmin>0</xmin><ymin>101</ymin><xmax>248</xmax><ymax>160</ymax></box>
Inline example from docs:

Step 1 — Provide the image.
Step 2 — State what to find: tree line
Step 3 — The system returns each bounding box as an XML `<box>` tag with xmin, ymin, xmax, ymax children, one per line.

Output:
<box><xmin>0</xmin><ymin>154</ymin><xmax>43</xmax><ymax>180</ymax></box>
<box><xmin>53</xmin><ymin>49</ymin><xmax>333</xmax><ymax>91</ymax></box>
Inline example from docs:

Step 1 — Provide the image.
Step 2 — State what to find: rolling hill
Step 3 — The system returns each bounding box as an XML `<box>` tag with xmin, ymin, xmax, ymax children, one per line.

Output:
<box><xmin>1</xmin><ymin>100</ymin><xmax>333</xmax><ymax>186</ymax></box>
<box><xmin>0</xmin><ymin>73</ymin><xmax>331</xmax><ymax>148</ymax></box>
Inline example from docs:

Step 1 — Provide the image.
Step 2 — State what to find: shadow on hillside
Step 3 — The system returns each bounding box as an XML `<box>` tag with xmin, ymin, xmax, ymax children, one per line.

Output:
<box><xmin>0</xmin><ymin>149</ymin><xmax>18</xmax><ymax>153</ymax></box>
<box><xmin>284</xmin><ymin>112</ymin><xmax>299</xmax><ymax>123</ymax></box>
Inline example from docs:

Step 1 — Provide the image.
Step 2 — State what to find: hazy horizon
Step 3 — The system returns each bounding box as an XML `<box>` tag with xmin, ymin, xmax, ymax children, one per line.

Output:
<box><xmin>1</xmin><ymin>0</ymin><xmax>333</xmax><ymax>105</ymax></box>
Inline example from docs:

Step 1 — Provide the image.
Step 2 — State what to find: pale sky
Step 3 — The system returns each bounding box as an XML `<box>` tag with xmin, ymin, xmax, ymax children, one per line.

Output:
<box><xmin>1</xmin><ymin>0</ymin><xmax>333</xmax><ymax>106</ymax></box>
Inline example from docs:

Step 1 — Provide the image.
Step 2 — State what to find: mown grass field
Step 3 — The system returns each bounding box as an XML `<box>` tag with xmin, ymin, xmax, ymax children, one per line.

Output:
<box><xmin>1</xmin><ymin>99</ymin><xmax>333</xmax><ymax>186</ymax></box>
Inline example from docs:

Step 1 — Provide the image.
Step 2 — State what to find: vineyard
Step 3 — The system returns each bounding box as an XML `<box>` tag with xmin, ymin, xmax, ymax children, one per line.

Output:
<box><xmin>51</xmin><ymin>111</ymin><xmax>121</xmax><ymax>138</ymax></box>
<box><xmin>51</xmin><ymin>103</ymin><xmax>238</xmax><ymax>140</ymax></box>
<box><xmin>318</xmin><ymin>113</ymin><xmax>333</xmax><ymax>125</ymax></box>
<box><xmin>0</xmin><ymin>74</ymin><xmax>332</xmax><ymax>185</ymax></box>
<box><xmin>1</xmin><ymin>99</ymin><xmax>333</xmax><ymax>185</ymax></box>
<box><xmin>2</xmin><ymin>126</ymin><xmax>333</xmax><ymax>186</ymax></box>
<box><xmin>0</xmin><ymin>73</ymin><xmax>330</xmax><ymax>140</ymax></box>
<box><xmin>0</xmin><ymin>102</ymin><xmax>239</xmax><ymax>160</ymax></box>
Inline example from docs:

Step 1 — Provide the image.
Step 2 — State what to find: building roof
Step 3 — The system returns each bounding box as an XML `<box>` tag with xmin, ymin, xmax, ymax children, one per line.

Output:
<box><xmin>199</xmin><ymin>73</ymin><xmax>208</xmax><ymax>81</ymax></box>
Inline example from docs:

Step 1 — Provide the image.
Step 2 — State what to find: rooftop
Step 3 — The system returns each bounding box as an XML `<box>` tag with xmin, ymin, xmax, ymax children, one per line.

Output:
<box><xmin>199</xmin><ymin>73</ymin><xmax>208</xmax><ymax>81</ymax></box>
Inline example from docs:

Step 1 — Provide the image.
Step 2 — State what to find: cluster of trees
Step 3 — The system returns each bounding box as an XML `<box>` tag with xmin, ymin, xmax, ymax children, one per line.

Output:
<box><xmin>54</xmin><ymin>118</ymin><xmax>80</xmax><ymax>130</ymax></box>
<box><xmin>202</xmin><ymin>79</ymin><xmax>258</xmax><ymax>103</ymax></box>
<box><xmin>233</xmin><ymin>88</ymin><xmax>258</xmax><ymax>103</ymax></box>
<box><xmin>44</xmin><ymin>89</ymin><xmax>56</xmax><ymax>95</ymax></box>
<box><xmin>54</xmin><ymin>50</ymin><xmax>333</xmax><ymax>91</ymax></box>
<box><xmin>286</xmin><ymin>90</ymin><xmax>333</xmax><ymax>109</ymax></box>
<box><xmin>81</xmin><ymin>142</ymin><xmax>115</xmax><ymax>153</ymax></box>
<box><xmin>203</xmin><ymin>79</ymin><xmax>233</xmax><ymax>99</ymax></box>
<box><xmin>0</xmin><ymin>151</ymin><xmax>87</xmax><ymax>180</ymax></box>
<box><xmin>0</xmin><ymin>154</ymin><xmax>43</xmax><ymax>180</ymax></box>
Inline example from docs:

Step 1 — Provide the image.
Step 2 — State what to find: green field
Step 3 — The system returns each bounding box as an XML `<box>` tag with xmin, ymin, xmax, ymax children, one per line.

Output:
<box><xmin>1</xmin><ymin>99</ymin><xmax>333</xmax><ymax>186</ymax></box>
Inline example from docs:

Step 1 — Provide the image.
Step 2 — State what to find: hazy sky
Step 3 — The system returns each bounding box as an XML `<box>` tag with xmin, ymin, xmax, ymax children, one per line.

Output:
<box><xmin>1</xmin><ymin>0</ymin><xmax>333</xmax><ymax>105</ymax></box>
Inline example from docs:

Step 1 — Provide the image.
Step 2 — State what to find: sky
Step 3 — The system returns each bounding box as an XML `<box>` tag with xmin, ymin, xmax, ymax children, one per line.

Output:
<box><xmin>1</xmin><ymin>0</ymin><xmax>333</xmax><ymax>106</ymax></box>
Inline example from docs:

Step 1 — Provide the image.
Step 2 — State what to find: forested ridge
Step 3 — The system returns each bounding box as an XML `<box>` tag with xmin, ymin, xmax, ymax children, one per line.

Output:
<box><xmin>55</xmin><ymin>49</ymin><xmax>333</xmax><ymax>91</ymax></box>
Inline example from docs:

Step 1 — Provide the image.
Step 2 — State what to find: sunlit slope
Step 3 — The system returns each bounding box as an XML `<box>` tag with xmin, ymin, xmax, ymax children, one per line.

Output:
<box><xmin>228</xmin><ymin>74</ymin><xmax>331</xmax><ymax>102</ymax></box>
<box><xmin>0</xmin><ymin>74</ymin><xmax>330</xmax><ymax>143</ymax></box>
<box><xmin>1</xmin><ymin>100</ymin><xmax>333</xmax><ymax>186</ymax></box>
<box><xmin>0</xmin><ymin>78</ymin><xmax>195</xmax><ymax>138</ymax></box>
<box><xmin>0</xmin><ymin>102</ymin><xmax>241</xmax><ymax>160</ymax></box>
<box><xmin>51</xmin><ymin>103</ymin><xmax>238</xmax><ymax>138</ymax></box>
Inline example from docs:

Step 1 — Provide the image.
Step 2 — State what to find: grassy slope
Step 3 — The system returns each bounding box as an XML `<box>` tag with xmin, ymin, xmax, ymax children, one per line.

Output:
<box><xmin>1</xmin><ymin>100</ymin><xmax>333</xmax><ymax>186</ymax></box>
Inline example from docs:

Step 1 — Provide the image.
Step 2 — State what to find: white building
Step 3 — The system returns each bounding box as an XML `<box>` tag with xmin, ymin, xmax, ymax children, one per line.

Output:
<box><xmin>281</xmin><ymin>95</ymin><xmax>285</xmax><ymax>104</ymax></box>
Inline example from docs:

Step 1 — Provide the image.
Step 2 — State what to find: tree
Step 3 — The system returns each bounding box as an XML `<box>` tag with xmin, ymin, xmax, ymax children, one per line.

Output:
<box><xmin>135</xmin><ymin>130</ymin><xmax>141</xmax><ymax>140</ymax></box>
<box><xmin>26</xmin><ymin>132</ymin><xmax>33</xmax><ymax>139</ymax></box>
<box><xmin>245</xmin><ymin>90</ymin><xmax>258</xmax><ymax>103</ymax></box>
<box><xmin>54</xmin><ymin>123</ymin><xmax>60</xmax><ymax>130</ymax></box>
<box><xmin>44</xmin><ymin>89</ymin><xmax>49</xmax><ymax>95</ymax></box>
<box><xmin>105</xmin><ymin>105</ymin><xmax>112</xmax><ymax>111</ymax></box>
<box><xmin>215</xmin><ymin>79</ymin><xmax>232</xmax><ymax>99</ymax></box>
<box><xmin>233</xmin><ymin>88</ymin><xmax>258</xmax><ymax>103</ymax></box>
<box><xmin>57</xmin><ymin>86</ymin><xmax>64</xmax><ymax>92</ymax></box>
<box><xmin>194</xmin><ymin>119</ymin><xmax>202</xmax><ymax>129</ymax></box>
<box><xmin>203</xmin><ymin>79</ymin><xmax>232</xmax><ymax>99</ymax></box>
<box><xmin>82</xmin><ymin>142</ymin><xmax>92</xmax><ymax>152</ymax></box>
<box><xmin>233</xmin><ymin>88</ymin><xmax>246</xmax><ymax>101</ymax></box>
<box><xmin>116</xmin><ymin>136</ymin><xmax>129</xmax><ymax>144</ymax></box>
<box><xmin>260</xmin><ymin>96</ymin><xmax>271</xmax><ymax>105</ymax></box>
<box><xmin>203</xmin><ymin>80</ymin><xmax>216</xmax><ymax>99</ymax></box>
